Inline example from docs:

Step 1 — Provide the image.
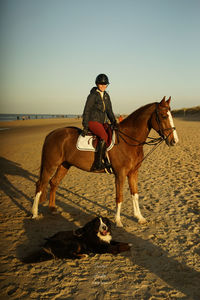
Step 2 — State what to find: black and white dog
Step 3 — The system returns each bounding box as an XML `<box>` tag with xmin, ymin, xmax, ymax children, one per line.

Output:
<box><xmin>23</xmin><ymin>217</ymin><xmax>131</xmax><ymax>263</ymax></box>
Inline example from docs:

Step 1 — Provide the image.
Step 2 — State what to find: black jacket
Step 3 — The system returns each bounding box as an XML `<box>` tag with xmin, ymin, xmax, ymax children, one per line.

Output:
<box><xmin>82</xmin><ymin>87</ymin><xmax>116</xmax><ymax>129</ymax></box>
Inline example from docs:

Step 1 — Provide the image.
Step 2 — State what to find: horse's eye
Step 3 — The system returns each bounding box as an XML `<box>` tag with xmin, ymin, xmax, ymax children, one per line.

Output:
<box><xmin>162</xmin><ymin>115</ymin><xmax>168</xmax><ymax>120</ymax></box>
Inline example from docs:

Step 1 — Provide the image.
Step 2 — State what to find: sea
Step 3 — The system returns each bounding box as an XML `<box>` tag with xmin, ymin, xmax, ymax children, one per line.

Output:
<box><xmin>0</xmin><ymin>113</ymin><xmax>78</xmax><ymax>122</ymax></box>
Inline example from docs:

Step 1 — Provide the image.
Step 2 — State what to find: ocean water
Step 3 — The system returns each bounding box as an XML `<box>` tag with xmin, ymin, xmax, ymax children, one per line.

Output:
<box><xmin>0</xmin><ymin>114</ymin><xmax>78</xmax><ymax>122</ymax></box>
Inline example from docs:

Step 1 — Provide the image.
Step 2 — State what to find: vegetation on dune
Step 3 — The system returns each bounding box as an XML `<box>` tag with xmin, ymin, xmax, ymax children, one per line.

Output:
<box><xmin>172</xmin><ymin>106</ymin><xmax>200</xmax><ymax>117</ymax></box>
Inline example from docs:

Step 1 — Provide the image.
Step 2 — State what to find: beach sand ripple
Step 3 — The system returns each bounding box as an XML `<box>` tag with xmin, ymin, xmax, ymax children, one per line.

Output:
<box><xmin>0</xmin><ymin>118</ymin><xmax>199</xmax><ymax>299</ymax></box>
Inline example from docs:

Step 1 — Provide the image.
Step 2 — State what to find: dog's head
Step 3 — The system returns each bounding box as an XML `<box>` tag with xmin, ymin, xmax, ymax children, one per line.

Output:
<box><xmin>75</xmin><ymin>216</ymin><xmax>112</xmax><ymax>243</ymax></box>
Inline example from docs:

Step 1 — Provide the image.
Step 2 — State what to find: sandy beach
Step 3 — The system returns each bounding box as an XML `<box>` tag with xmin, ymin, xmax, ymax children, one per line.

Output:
<box><xmin>0</xmin><ymin>116</ymin><xmax>199</xmax><ymax>299</ymax></box>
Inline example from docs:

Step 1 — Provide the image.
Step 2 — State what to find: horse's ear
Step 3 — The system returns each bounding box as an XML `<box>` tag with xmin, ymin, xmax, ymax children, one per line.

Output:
<box><xmin>160</xmin><ymin>96</ymin><xmax>166</xmax><ymax>106</ymax></box>
<box><xmin>166</xmin><ymin>96</ymin><xmax>171</xmax><ymax>105</ymax></box>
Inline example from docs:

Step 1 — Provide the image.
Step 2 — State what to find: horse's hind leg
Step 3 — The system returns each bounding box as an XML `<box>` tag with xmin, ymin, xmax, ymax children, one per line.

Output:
<box><xmin>127</xmin><ymin>171</ymin><xmax>147</xmax><ymax>224</ymax></box>
<box><xmin>32</xmin><ymin>167</ymin><xmax>56</xmax><ymax>218</ymax></box>
<box><xmin>32</xmin><ymin>190</ymin><xmax>42</xmax><ymax>219</ymax></box>
<box><xmin>49</xmin><ymin>164</ymin><xmax>69</xmax><ymax>213</ymax></box>
<box><xmin>115</xmin><ymin>173</ymin><xmax>126</xmax><ymax>227</ymax></box>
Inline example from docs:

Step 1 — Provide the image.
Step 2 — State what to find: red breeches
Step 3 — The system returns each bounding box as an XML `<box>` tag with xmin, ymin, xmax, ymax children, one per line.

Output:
<box><xmin>88</xmin><ymin>121</ymin><xmax>108</xmax><ymax>145</ymax></box>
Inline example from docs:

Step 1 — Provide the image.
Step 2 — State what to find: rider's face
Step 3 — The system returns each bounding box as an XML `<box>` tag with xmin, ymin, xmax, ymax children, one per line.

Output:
<box><xmin>97</xmin><ymin>84</ymin><xmax>107</xmax><ymax>92</ymax></box>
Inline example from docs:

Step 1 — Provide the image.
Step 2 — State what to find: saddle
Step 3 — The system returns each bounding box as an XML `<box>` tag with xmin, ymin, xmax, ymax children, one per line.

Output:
<box><xmin>76</xmin><ymin>124</ymin><xmax>115</xmax><ymax>152</ymax></box>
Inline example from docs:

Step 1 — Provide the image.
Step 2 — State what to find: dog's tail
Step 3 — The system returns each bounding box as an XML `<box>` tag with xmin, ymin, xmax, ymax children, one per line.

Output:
<box><xmin>22</xmin><ymin>248</ymin><xmax>55</xmax><ymax>264</ymax></box>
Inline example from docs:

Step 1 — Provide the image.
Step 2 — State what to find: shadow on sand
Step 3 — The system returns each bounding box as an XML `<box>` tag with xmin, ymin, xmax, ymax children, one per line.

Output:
<box><xmin>24</xmin><ymin>189</ymin><xmax>200</xmax><ymax>298</ymax></box>
<box><xmin>0</xmin><ymin>156</ymin><xmax>37</xmax><ymax>215</ymax></box>
<box><xmin>57</xmin><ymin>187</ymin><xmax>200</xmax><ymax>299</ymax></box>
<box><xmin>1</xmin><ymin>157</ymin><xmax>199</xmax><ymax>299</ymax></box>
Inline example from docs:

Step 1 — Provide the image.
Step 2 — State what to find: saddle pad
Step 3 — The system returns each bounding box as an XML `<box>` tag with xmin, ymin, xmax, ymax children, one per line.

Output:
<box><xmin>76</xmin><ymin>131</ymin><xmax>115</xmax><ymax>152</ymax></box>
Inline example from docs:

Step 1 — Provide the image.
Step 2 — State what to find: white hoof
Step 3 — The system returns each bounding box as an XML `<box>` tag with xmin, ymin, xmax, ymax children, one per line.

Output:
<box><xmin>115</xmin><ymin>219</ymin><xmax>123</xmax><ymax>227</ymax></box>
<box><xmin>32</xmin><ymin>209</ymin><xmax>38</xmax><ymax>218</ymax></box>
<box><xmin>138</xmin><ymin>217</ymin><xmax>147</xmax><ymax>224</ymax></box>
<box><xmin>32</xmin><ymin>214</ymin><xmax>38</xmax><ymax>219</ymax></box>
<box><xmin>32</xmin><ymin>205</ymin><xmax>38</xmax><ymax>219</ymax></box>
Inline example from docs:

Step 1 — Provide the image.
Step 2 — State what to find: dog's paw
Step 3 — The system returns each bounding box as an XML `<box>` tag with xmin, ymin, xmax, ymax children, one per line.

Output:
<box><xmin>82</xmin><ymin>254</ymin><xmax>89</xmax><ymax>259</ymax></box>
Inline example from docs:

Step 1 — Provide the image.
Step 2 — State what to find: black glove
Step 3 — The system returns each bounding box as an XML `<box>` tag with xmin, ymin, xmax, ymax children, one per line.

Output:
<box><xmin>81</xmin><ymin>128</ymin><xmax>88</xmax><ymax>137</ymax></box>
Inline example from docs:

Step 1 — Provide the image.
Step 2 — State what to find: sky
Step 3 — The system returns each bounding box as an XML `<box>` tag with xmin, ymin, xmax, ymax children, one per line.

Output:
<box><xmin>0</xmin><ymin>0</ymin><xmax>200</xmax><ymax>115</ymax></box>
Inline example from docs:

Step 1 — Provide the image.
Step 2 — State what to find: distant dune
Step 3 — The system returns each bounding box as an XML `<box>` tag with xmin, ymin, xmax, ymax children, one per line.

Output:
<box><xmin>172</xmin><ymin>106</ymin><xmax>200</xmax><ymax>120</ymax></box>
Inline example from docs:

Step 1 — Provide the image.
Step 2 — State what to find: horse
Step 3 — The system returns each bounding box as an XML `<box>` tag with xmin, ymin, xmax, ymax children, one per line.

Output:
<box><xmin>32</xmin><ymin>96</ymin><xmax>179</xmax><ymax>227</ymax></box>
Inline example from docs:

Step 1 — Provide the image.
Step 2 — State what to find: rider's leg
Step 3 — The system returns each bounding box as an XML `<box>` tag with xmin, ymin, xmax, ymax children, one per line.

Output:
<box><xmin>88</xmin><ymin>121</ymin><xmax>111</xmax><ymax>170</ymax></box>
<box><xmin>88</xmin><ymin>121</ymin><xmax>108</xmax><ymax>144</ymax></box>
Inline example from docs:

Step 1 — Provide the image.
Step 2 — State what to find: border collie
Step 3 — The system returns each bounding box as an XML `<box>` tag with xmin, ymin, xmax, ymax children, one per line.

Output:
<box><xmin>22</xmin><ymin>217</ymin><xmax>131</xmax><ymax>263</ymax></box>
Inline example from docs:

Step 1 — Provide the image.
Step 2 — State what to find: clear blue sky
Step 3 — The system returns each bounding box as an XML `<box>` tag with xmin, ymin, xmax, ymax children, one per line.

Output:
<box><xmin>1</xmin><ymin>0</ymin><xmax>200</xmax><ymax>114</ymax></box>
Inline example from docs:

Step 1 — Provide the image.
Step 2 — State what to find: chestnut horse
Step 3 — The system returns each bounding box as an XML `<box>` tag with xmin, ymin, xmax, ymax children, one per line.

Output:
<box><xmin>32</xmin><ymin>96</ymin><xmax>178</xmax><ymax>227</ymax></box>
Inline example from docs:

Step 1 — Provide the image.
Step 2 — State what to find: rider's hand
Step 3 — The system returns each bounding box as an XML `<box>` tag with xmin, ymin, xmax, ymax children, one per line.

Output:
<box><xmin>81</xmin><ymin>128</ymin><xmax>88</xmax><ymax>137</ymax></box>
<box><xmin>111</xmin><ymin>122</ymin><xmax>118</xmax><ymax>131</ymax></box>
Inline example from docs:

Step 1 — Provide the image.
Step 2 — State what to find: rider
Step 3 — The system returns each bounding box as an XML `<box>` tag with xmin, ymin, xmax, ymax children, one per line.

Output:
<box><xmin>82</xmin><ymin>74</ymin><xmax>117</xmax><ymax>171</ymax></box>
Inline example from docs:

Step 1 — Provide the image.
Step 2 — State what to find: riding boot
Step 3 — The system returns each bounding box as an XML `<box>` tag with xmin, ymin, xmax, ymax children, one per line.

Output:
<box><xmin>101</xmin><ymin>141</ymin><xmax>112</xmax><ymax>170</ymax></box>
<box><xmin>92</xmin><ymin>140</ymin><xmax>111</xmax><ymax>171</ymax></box>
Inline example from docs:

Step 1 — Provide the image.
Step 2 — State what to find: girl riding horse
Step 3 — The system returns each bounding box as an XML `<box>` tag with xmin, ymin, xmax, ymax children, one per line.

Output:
<box><xmin>82</xmin><ymin>74</ymin><xmax>117</xmax><ymax>171</ymax></box>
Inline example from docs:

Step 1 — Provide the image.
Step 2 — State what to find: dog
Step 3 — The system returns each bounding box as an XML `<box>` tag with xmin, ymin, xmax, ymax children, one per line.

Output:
<box><xmin>22</xmin><ymin>217</ymin><xmax>131</xmax><ymax>263</ymax></box>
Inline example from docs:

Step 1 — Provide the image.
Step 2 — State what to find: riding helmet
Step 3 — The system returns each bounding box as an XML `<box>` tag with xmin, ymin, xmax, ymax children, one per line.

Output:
<box><xmin>95</xmin><ymin>74</ymin><xmax>109</xmax><ymax>85</ymax></box>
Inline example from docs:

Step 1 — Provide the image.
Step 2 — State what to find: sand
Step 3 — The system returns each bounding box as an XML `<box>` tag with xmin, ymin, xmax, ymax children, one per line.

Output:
<box><xmin>0</xmin><ymin>117</ymin><xmax>199</xmax><ymax>300</ymax></box>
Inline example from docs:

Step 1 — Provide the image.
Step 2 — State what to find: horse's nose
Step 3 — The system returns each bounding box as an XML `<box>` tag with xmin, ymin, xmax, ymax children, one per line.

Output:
<box><xmin>170</xmin><ymin>139</ymin><xmax>176</xmax><ymax>146</ymax></box>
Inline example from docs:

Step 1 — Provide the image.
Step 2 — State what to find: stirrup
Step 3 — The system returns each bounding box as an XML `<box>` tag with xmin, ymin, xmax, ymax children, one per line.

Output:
<box><xmin>91</xmin><ymin>160</ymin><xmax>113</xmax><ymax>173</ymax></box>
<box><xmin>91</xmin><ymin>162</ymin><xmax>106</xmax><ymax>171</ymax></box>
<box><xmin>103</xmin><ymin>152</ymin><xmax>113</xmax><ymax>173</ymax></box>
<box><xmin>103</xmin><ymin>161</ymin><xmax>112</xmax><ymax>169</ymax></box>
<box><xmin>104</xmin><ymin>161</ymin><xmax>113</xmax><ymax>174</ymax></box>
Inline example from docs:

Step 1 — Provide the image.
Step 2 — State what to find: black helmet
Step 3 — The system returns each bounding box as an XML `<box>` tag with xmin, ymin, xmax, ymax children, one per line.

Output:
<box><xmin>95</xmin><ymin>74</ymin><xmax>109</xmax><ymax>85</ymax></box>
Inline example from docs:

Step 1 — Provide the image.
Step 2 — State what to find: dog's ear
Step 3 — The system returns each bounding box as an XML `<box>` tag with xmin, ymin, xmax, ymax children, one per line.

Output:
<box><xmin>102</xmin><ymin>217</ymin><xmax>112</xmax><ymax>230</ymax></box>
<box><xmin>93</xmin><ymin>217</ymin><xmax>101</xmax><ymax>232</ymax></box>
<box><xmin>104</xmin><ymin>217</ymin><xmax>111</xmax><ymax>226</ymax></box>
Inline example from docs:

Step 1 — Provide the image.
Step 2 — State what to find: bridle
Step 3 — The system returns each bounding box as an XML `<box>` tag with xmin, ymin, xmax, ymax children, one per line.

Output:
<box><xmin>155</xmin><ymin>103</ymin><xmax>176</xmax><ymax>141</ymax></box>
<box><xmin>117</xmin><ymin>103</ymin><xmax>176</xmax><ymax>147</ymax></box>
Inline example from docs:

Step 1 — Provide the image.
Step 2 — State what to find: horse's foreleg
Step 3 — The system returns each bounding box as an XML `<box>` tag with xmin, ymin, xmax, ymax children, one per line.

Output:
<box><xmin>132</xmin><ymin>194</ymin><xmax>147</xmax><ymax>224</ymax></box>
<box><xmin>49</xmin><ymin>164</ymin><xmax>69</xmax><ymax>213</ymax></box>
<box><xmin>127</xmin><ymin>171</ymin><xmax>147</xmax><ymax>224</ymax></box>
<box><xmin>115</xmin><ymin>174</ymin><xmax>125</xmax><ymax>227</ymax></box>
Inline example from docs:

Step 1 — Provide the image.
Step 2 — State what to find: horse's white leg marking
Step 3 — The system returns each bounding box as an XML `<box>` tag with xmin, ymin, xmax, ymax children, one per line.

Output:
<box><xmin>167</xmin><ymin>111</ymin><xmax>179</xmax><ymax>143</ymax></box>
<box><xmin>132</xmin><ymin>193</ymin><xmax>147</xmax><ymax>224</ymax></box>
<box><xmin>32</xmin><ymin>191</ymin><xmax>42</xmax><ymax>218</ymax></box>
<box><xmin>115</xmin><ymin>202</ymin><xmax>123</xmax><ymax>227</ymax></box>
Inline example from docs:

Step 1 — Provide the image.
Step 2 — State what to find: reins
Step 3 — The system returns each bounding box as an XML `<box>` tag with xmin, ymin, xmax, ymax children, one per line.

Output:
<box><xmin>116</xmin><ymin>129</ymin><xmax>173</xmax><ymax>174</ymax></box>
<box><xmin>117</xmin><ymin>129</ymin><xmax>163</xmax><ymax>146</ymax></box>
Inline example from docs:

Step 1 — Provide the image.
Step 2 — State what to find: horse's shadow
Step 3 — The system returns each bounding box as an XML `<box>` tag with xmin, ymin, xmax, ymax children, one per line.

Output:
<box><xmin>0</xmin><ymin>156</ymin><xmax>38</xmax><ymax>215</ymax></box>
<box><xmin>118</xmin><ymin>227</ymin><xmax>199</xmax><ymax>299</ymax></box>
<box><xmin>17</xmin><ymin>185</ymin><xmax>113</xmax><ymax>259</ymax></box>
<box><xmin>17</xmin><ymin>203</ymin><xmax>94</xmax><ymax>260</ymax></box>
<box><xmin>1</xmin><ymin>157</ymin><xmax>199</xmax><ymax>298</ymax></box>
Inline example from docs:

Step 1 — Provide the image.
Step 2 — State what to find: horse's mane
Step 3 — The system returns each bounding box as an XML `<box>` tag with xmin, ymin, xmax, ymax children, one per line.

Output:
<box><xmin>120</xmin><ymin>102</ymin><xmax>157</xmax><ymax>125</ymax></box>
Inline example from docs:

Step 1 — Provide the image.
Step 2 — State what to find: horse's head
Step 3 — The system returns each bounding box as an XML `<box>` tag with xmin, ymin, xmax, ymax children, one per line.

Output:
<box><xmin>151</xmin><ymin>96</ymin><xmax>179</xmax><ymax>146</ymax></box>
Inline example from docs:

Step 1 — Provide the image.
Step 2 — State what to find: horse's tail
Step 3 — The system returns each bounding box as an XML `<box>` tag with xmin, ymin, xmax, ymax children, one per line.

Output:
<box><xmin>33</xmin><ymin>137</ymin><xmax>50</xmax><ymax>214</ymax></box>
<box><xmin>35</xmin><ymin>147</ymin><xmax>44</xmax><ymax>195</ymax></box>
<box><xmin>39</xmin><ymin>143</ymin><xmax>45</xmax><ymax>181</ymax></box>
<box><xmin>35</xmin><ymin>136</ymin><xmax>48</xmax><ymax>194</ymax></box>
<box><xmin>38</xmin><ymin>129</ymin><xmax>59</xmax><ymax>182</ymax></box>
